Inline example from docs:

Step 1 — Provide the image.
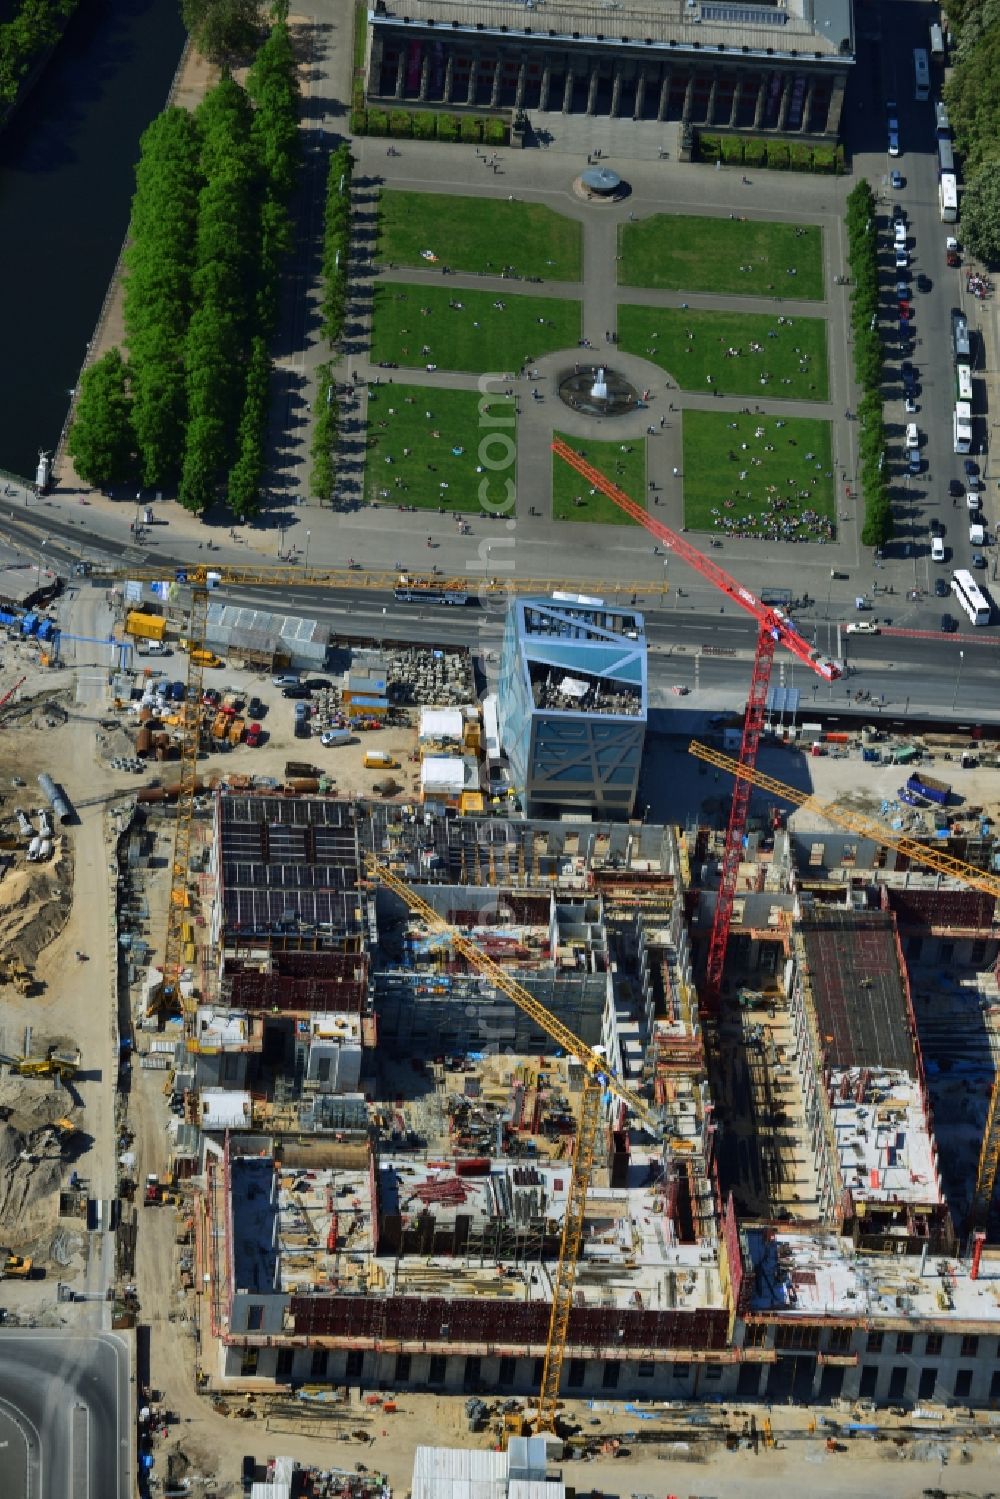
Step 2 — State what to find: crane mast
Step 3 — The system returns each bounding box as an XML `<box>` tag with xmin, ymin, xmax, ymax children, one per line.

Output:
<box><xmin>551</xmin><ymin>438</ymin><xmax>840</xmax><ymax>1010</ymax></box>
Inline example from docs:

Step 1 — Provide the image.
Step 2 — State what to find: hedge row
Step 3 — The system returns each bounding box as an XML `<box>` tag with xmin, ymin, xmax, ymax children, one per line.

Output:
<box><xmin>697</xmin><ymin>132</ymin><xmax>845</xmax><ymax>174</ymax></box>
<box><xmin>845</xmin><ymin>179</ymin><xmax>892</xmax><ymax>550</ymax></box>
<box><xmin>309</xmin><ymin>361</ymin><xmax>338</xmax><ymax>504</ymax></box>
<box><xmin>320</xmin><ymin>143</ymin><xmax>353</xmax><ymax>346</ymax></box>
<box><xmin>350</xmin><ymin>96</ymin><xmax>508</xmax><ymax>145</ymax></box>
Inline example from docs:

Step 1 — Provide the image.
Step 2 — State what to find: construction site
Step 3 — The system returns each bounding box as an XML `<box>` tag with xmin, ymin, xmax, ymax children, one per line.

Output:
<box><xmin>3</xmin><ymin>506</ymin><xmax>1000</xmax><ymax>1494</ymax></box>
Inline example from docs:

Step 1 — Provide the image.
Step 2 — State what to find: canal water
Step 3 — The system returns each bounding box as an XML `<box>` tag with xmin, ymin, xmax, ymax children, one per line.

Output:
<box><xmin>0</xmin><ymin>0</ymin><xmax>186</xmax><ymax>479</ymax></box>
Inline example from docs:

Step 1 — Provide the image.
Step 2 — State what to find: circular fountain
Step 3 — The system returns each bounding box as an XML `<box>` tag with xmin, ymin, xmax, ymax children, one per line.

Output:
<box><xmin>557</xmin><ymin>364</ymin><xmax>639</xmax><ymax>418</ymax></box>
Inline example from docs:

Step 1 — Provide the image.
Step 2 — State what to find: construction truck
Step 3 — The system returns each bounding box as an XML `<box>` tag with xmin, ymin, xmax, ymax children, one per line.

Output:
<box><xmin>0</xmin><ymin>958</ymin><xmax>34</xmax><ymax>995</ymax></box>
<box><xmin>0</xmin><ymin>1251</ymin><xmax>32</xmax><ymax>1278</ymax></box>
<box><xmin>0</xmin><ymin>1046</ymin><xmax>80</xmax><ymax>1081</ymax></box>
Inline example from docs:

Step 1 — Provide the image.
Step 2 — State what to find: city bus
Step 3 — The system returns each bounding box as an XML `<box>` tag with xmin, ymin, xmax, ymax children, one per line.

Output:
<box><xmin>953</xmin><ymin>402</ymin><xmax>973</xmax><ymax>453</ymax></box>
<box><xmin>938</xmin><ymin>138</ymin><xmax>954</xmax><ymax>176</ymax></box>
<box><xmin>929</xmin><ymin>22</ymin><xmax>945</xmax><ymax>62</ymax></box>
<box><xmin>935</xmin><ymin>99</ymin><xmax>951</xmax><ymax>137</ymax></box>
<box><xmin>951</xmin><ymin>569</ymin><xmax>991</xmax><ymax>625</ymax></box>
<box><xmin>956</xmin><ymin>364</ymin><xmax>973</xmax><ymax>402</ymax></box>
<box><xmin>939</xmin><ymin>172</ymin><xmax>958</xmax><ymax>221</ymax></box>
<box><xmin>914</xmin><ymin>48</ymin><xmax>931</xmax><ymax>101</ymax></box>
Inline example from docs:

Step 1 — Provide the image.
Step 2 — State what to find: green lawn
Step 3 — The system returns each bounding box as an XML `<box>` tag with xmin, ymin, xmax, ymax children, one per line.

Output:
<box><xmin>365</xmin><ymin>384</ymin><xmax>516</xmax><ymax>513</ymax></box>
<box><xmin>377</xmin><ymin>191</ymin><xmax>583</xmax><ymax>280</ymax></box>
<box><xmin>617</xmin><ymin>305</ymin><xmax>829</xmax><ymax>402</ymax></box>
<box><xmin>551</xmin><ymin>432</ymin><xmax>647</xmax><ymax>525</ymax></box>
<box><xmin>370</xmin><ymin>284</ymin><xmax>581</xmax><ymax>374</ymax></box>
<box><xmin>682</xmin><ymin>410</ymin><xmax>835</xmax><ymax>540</ymax></box>
<box><xmin>618</xmin><ymin>215</ymin><xmax>824</xmax><ymax>299</ymax></box>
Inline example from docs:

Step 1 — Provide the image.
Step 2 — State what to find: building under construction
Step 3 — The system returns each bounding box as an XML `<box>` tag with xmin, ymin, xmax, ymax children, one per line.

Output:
<box><xmin>183</xmin><ymin>792</ymin><xmax>1000</xmax><ymax>1407</ymax></box>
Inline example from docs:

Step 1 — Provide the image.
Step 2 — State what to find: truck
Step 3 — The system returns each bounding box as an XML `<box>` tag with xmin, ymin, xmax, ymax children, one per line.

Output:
<box><xmin>906</xmin><ymin>771</ymin><xmax>951</xmax><ymax>806</ymax></box>
<box><xmin>284</xmin><ymin>760</ymin><xmax>321</xmax><ymax>778</ymax></box>
<box><xmin>125</xmin><ymin>611</ymin><xmax>167</xmax><ymax>643</ymax></box>
<box><xmin>394</xmin><ymin>572</ymin><xmax>469</xmax><ymax>606</ymax></box>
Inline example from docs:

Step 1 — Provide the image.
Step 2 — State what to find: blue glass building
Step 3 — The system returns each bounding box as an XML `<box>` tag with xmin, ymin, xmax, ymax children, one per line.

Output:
<box><xmin>498</xmin><ymin>595</ymin><xmax>647</xmax><ymax>818</ymax></box>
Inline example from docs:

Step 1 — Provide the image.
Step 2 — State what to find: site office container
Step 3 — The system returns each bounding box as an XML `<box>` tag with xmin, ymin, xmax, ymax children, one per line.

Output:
<box><xmin>125</xmin><ymin>611</ymin><xmax>166</xmax><ymax>642</ymax></box>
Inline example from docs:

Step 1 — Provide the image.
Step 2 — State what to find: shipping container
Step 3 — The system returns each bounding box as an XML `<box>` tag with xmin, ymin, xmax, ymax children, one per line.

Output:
<box><xmin>125</xmin><ymin>611</ymin><xmax>166</xmax><ymax>642</ymax></box>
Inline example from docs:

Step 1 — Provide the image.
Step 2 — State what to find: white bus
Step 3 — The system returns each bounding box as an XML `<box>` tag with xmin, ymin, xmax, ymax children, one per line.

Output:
<box><xmin>929</xmin><ymin>22</ymin><xmax>945</xmax><ymax>62</ymax></box>
<box><xmin>957</xmin><ymin>364</ymin><xmax>973</xmax><ymax>402</ymax></box>
<box><xmin>952</xmin><ymin>569</ymin><xmax>991</xmax><ymax>625</ymax></box>
<box><xmin>953</xmin><ymin>402</ymin><xmax>973</xmax><ymax>453</ymax></box>
<box><xmin>939</xmin><ymin>172</ymin><xmax>958</xmax><ymax>221</ymax></box>
<box><xmin>914</xmin><ymin>48</ymin><xmax>931</xmax><ymax>101</ymax></box>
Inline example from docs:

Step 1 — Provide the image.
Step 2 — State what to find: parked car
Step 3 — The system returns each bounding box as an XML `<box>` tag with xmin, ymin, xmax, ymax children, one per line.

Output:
<box><xmin>898</xmin><ymin>300</ymin><xmax>912</xmax><ymax>319</ymax></box>
<box><xmin>282</xmin><ymin>684</ymin><xmax>312</xmax><ymax>699</ymax></box>
<box><xmin>904</xmin><ymin>396</ymin><xmax>917</xmax><ymax>414</ymax></box>
<box><xmin>964</xmin><ymin>459</ymin><xmax>980</xmax><ymax>477</ymax></box>
<box><xmin>294</xmin><ymin>718</ymin><xmax>311</xmax><ymax>739</ymax></box>
<box><xmin>973</xmin><ymin>551</ymin><xmax>987</xmax><ymax>569</ymax></box>
<box><xmin>245</xmin><ymin>723</ymin><xmax>263</xmax><ymax>747</ymax></box>
<box><xmin>931</xmin><ymin>536</ymin><xmax>946</xmax><ymax>563</ymax></box>
<box><xmin>934</xmin><ymin>577</ymin><xmax>949</xmax><ymax>597</ymax></box>
<box><xmin>846</xmin><ymin>621</ymin><xmax>880</xmax><ymax>635</ymax></box>
<box><xmin>967</xmin><ymin>491</ymin><xmax>982</xmax><ymax>511</ymax></box>
<box><xmin>948</xmin><ymin>478</ymin><xmax>965</xmax><ymax>496</ymax></box>
<box><xmin>890</xmin><ymin>169</ymin><xmax>904</xmax><ymax>189</ymax></box>
<box><xmin>888</xmin><ymin>127</ymin><xmax>900</xmax><ymax>156</ymax></box>
<box><xmin>930</xmin><ymin>517</ymin><xmax>944</xmax><ymax>536</ymax></box>
<box><xmin>246</xmin><ymin>696</ymin><xmax>264</xmax><ymax>719</ymax></box>
<box><xmin>941</xmin><ymin>613</ymin><xmax>958</xmax><ymax>632</ymax></box>
<box><xmin>304</xmin><ymin>677</ymin><xmax>332</xmax><ymax>690</ymax></box>
<box><xmin>905</xmin><ymin>423</ymin><xmax>920</xmax><ymax>449</ymax></box>
<box><xmin>894</xmin><ymin>221</ymin><xmax>907</xmax><ymax>246</ymax></box>
<box><xmin>917</xmin><ymin>273</ymin><xmax>932</xmax><ymax>292</ymax></box>
<box><xmin>202</xmin><ymin>688</ymin><xmax>221</xmax><ymax>707</ymax></box>
<box><xmin>272</xmin><ymin>673</ymin><xmax>300</xmax><ymax>688</ymax></box>
<box><xmin>895</xmin><ymin>249</ymin><xmax>908</xmax><ymax>269</ymax></box>
<box><xmin>294</xmin><ymin>701</ymin><xmax>310</xmax><ymax>720</ymax></box>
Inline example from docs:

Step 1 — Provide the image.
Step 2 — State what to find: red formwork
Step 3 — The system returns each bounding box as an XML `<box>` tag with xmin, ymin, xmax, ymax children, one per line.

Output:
<box><xmin>226</xmin><ymin>952</ymin><xmax>369</xmax><ymax>1013</ymax></box>
<box><xmin>290</xmin><ymin>1292</ymin><xmax>729</xmax><ymax>1351</ymax></box>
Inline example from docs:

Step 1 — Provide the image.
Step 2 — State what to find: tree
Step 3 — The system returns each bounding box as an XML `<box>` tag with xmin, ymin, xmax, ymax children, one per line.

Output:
<box><xmin>959</xmin><ymin>166</ymin><xmax>1000</xmax><ymax>265</ymax></box>
<box><xmin>181</xmin><ymin>0</ymin><xmax>262</xmax><ymax>63</ymax></box>
<box><xmin>67</xmin><ymin>349</ymin><xmax>135</xmax><ymax>487</ymax></box>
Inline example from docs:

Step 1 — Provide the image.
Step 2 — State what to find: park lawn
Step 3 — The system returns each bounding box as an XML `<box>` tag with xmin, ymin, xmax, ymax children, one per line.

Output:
<box><xmin>365</xmin><ymin>383</ymin><xmax>516</xmax><ymax>513</ymax></box>
<box><xmin>682</xmin><ymin>410</ymin><xmax>835</xmax><ymax>540</ymax></box>
<box><xmin>377</xmin><ymin>191</ymin><xmax>583</xmax><ymax>280</ymax></box>
<box><xmin>618</xmin><ymin>214</ymin><xmax>824</xmax><ymax>299</ymax></box>
<box><xmin>370</xmin><ymin>284</ymin><xmax>581</xmax><ymax>374</ymax></box>
<box><xmin>552</xmin><ymin>431</ymin><xmax>646</xmax><ymax>525</ymax></box>
<box><xmin>618</xmin><ymin>305</ymin><xmax>829</xmax><ymax>402</ymax></box>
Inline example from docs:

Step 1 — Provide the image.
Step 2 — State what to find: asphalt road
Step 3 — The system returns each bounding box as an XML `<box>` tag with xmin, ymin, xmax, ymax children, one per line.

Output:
<box><xmin>0</xmin><ymin>1332</ymin><xmax>129</xmax><ymax>1499</ymax></box>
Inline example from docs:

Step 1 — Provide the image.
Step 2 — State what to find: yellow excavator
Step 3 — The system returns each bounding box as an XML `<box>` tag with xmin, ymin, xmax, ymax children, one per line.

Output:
<box><xmin>0</xmin><ymin>1046</ymin><xmax>80</xmax><ymax>1081</ymax></box>
<box><xmin>0</xmin><ymin>1251</ymin><xmax>32</xmax><ymax>1278</ymax></box>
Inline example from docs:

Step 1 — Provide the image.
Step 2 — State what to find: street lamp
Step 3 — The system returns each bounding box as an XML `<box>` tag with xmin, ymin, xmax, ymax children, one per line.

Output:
<box><xmin>278</xmin><ymin>520</ymin><xmax>286</xmax><ymax>561</ymax></box>
<box><xmin>952</xmin><ymin>649</ymin><xmax>965</xmax><ymax>711</ymax></box>
<box><xmin>305</xmin><ymin>529</ymin><xmax>311</xmax><ymax>572</ymax></box>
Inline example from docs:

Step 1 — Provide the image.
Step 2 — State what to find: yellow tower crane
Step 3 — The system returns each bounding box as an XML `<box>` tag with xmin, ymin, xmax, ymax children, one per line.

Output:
<box><xmin>361</xmin><ymin>854</ymin><xmax>663</xmax><ymax>1433</ymax></box>
<box><xmin>687</xmin><ymin>738</ymin><xmax>1000</xmax><ymax>1229</ymax></box>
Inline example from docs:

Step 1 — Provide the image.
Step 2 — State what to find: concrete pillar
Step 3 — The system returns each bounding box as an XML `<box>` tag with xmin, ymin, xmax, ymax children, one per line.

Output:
<box><xmin>562</xmin><ymin>65</ymin><xmax>574</xmax><ymax>113</ymax></box>
<box><xmin>369</xmin><ymin>33</ymin><xmax>384</xmax><ymax>92</ymax></box>
<box><xmin>801</xmin><ymin>76</ymin><xmax>816</xmax><ymax>131</ymax></box>
<box><xmin>610</xmin><ymin>64</ymin><xmax>623</xmax><ymax>117</ymax></box>
<box><xmin>825</xmin><ymin>73</ymin><xmax>846</xmax><ymax>137</ymax></box>
<box><xmin>753</xmin><ymin>75</ymin><xmax>766</xmax><ymax>129</ymax></box>
<box><xmin>681</xmin><ymin>70</ymin><xmax>695</xmax><ymax>123</ymax></box>
<box><xmin>395</xmin><ymin>50</ymin><xmax>406</xmax><ymax>100</ymax></box>
<box><xmin>466</xmin><ymin>53</ymin><xmax>479</xmax><ymax>107</ymax></box>
<box><xmin>587</xmin><ymin>64</ymin><xmax>599</xmax><ymax>115</ymax></box>
<box><xmin>443</xmin><ymin>52</ymin><xmax>454</xmax><ymax>105</ymax></box>
<box><xmin>490</xmin><ymin>56</ymin><xmax>502</xmax><ymax>109</ymax></box>
<box><xmin>514</xmin><ymin>59</ymin><xmax>527</xmax><ymax>110</ymax></box>
<box><xmin>657</xmin><ymin>68</ymin><xmax>671</xmax><ymax>121</ymax></box>
<box><xmin>706</xmin><ymin>69</ymin><xmax>719</xmax><ymax>126</ymax></box>
<box><xmin>777</xmin><ymin>75</ymin><xmax>791</xmax><ymax>131</ymax></box>
<box><xmin>633</xmin><ymin>66</ymin><xmax>647</xmax><ymax>120</ymax></box>
<box><xmin>419</xmin><ymin>48</ymin><xmax>430</xmax><ymax>101</ymax></box>
<box><xmin>539</xmin><ymin>57</ymin><xmax>551</xmax><ymax>111</ymax></box>
<box><xmin>729</xmin><ymin>73</ymin><xmax>742</xmax><ymax>126</ymax></box>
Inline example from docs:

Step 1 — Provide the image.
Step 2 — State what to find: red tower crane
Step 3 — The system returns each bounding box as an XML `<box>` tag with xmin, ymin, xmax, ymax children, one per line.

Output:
<box><xmin>552</xmin><ymin>437</ymin><xmax>841</xmax><ymax>1009</ymax></box>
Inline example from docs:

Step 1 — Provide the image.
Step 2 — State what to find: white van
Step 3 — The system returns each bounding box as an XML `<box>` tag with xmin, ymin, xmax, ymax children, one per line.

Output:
<box><xmin>894</xmin><ymin>221</ymin><xmax>907</xmax><ymax>246</ymax></box>
<box><xmin>931</xmin><ymin>536</ymin><xmax>946</xmax><ymax>562</ymax></box>
<box><xmin>905</xmin><ymin>423</ymin><xmax>919</xmax><ymax>449</ymax></box>
<box><xmin>967</xmin><ymin>490</ymin><xmax>982</xmax><ymax>511</ymax></box>
<box><xmin>26</xmin><ymin>836</ymin><xmax>41</xmax><ymax>862</ymax></box>
<box><xmin>970</xmin><ymin>522</ymin><xmax>986</xmax><ymax>546</ymax></box>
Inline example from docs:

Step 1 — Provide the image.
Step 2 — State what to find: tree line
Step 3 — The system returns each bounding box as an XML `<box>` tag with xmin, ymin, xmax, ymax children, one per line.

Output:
<box><xmin>0</xmin><ymin>0</ymin><xmax>78</xmax><ymax>116</ymax></box>
<box><xmin>845</xmin><ymin>180</ymin><xmax>892</xmax><ymax>550</ymax></box>
<box><xmin>943</xmin><ymin>3</ymin><xmax>1000</xmax><ymax>262</ymax></box>
<box><xmin>69</xmin><ymin>19</ymin><xmax>300</xmax><ymax>517</ymax></box>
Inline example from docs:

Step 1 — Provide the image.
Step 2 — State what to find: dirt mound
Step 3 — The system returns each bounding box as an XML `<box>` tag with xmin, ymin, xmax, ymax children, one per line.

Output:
<box><xmin>0</xmin><ymin>1113</ymin><xmax>64</xmax><ymax>1243</ymax></box>
<box><xmin>0</xmin><ymin>838</ymin><xmax>75</xmax><ymax>977</ymax></box>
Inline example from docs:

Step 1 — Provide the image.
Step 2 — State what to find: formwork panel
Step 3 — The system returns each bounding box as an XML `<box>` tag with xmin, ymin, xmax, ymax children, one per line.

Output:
<box><xmin>799</xmin><ymin>913</ymin><xmax>914</xmax><ymax>1073</ymax></box>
